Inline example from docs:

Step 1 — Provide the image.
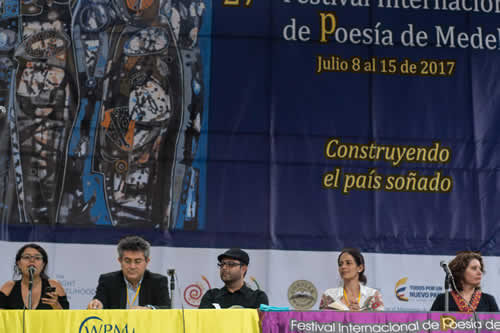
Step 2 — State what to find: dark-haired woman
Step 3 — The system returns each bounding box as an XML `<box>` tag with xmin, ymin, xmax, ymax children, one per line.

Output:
<box><xmin>319</xmin><ymin>248</ymin><xmax>384</xmax><ymax>311</ymax></box>
<box><xmin>430</xmin><ymin>252</ymin><xmax>498</xmax><ymax>312</ymax></box>
<box><xmin>0</xmin><ymin>243</ymin><xmax>69</xmax><ymax>309</ymax></box>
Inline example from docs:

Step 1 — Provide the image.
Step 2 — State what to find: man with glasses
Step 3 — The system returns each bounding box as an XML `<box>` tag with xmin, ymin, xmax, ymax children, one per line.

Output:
<box><xmin>199</xmin><ymin>248</ymin><xmax>268</xmax><ymax>309</ymax></box>
<box><xmin>87</xmin><ymin>236</ymin><xmax>170</xmax><ymax>309</ymax></box>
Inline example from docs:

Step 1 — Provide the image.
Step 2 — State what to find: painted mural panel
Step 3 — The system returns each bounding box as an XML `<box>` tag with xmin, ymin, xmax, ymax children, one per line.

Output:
<box><xmin>0</xmin><ymin>0</ymin><xmax>209</xmax><ymax>230</ymax></box>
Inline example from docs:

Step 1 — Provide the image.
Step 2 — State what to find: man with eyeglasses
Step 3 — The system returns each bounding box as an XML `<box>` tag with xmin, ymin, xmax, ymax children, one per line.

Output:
<box><xmin>87</xmin><ymin>236</ymin><xmax>170</xmax><ymax>309</ymax></box>
<box><xmin>198</xmin><ymin>248</ymin><xmax>268</xmax><ymax>309</ymax></box>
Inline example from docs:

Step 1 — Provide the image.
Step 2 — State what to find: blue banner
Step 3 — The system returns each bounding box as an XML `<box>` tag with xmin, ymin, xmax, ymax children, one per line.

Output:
<box><xmin>1</xmin><ymin>0</ymin><xmax>499</xmax><ymax>255</ymax></box>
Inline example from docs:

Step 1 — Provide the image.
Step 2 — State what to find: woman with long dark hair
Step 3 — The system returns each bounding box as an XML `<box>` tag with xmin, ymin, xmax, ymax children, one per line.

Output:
<box><xmin>0</xmin><ymin>243</ymin><xmax>69</xmax><ymax>309</ymax></box>
<box><xmin>319</xmin><ymin>248</ymin><xmax>384</xmax><ymax>311</ymax></box>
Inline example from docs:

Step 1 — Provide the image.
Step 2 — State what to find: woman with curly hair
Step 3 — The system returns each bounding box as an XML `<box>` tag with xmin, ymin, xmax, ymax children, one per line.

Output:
<box><xmin>430</xmin><ymin>251</ymin><xmax>498</xmax><ymax>312</ymax></box>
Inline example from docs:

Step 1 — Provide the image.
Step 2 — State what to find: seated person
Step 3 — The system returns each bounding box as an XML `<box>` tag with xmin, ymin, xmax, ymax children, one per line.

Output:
<box><xmin>199</xmin><ymin>248</ymin><xmax>268</xmax><ymax>309</ymax></box>
<box><xmin>87</xmin><ymin>236</ymin><xmax>170</xmax><ymax>309</ymax></box>
<box><xmin>430</xmin><ymin>251</ymin><xmax>498</xmax><ymax>312</ymax></box>
<box><xmin>0</xmin><ymin>243</ymin><xmax>69</xmax><ymax>309</ymax></box>
<box><xmin>319</xmin><ymin>248</ymin><xmax>384</xmax><ymax>311</ymax></box>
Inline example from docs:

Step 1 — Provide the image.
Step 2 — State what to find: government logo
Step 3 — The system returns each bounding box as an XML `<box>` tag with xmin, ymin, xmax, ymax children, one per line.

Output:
<box><xmin>395</xmin><ymin>277</ymin><xmax>408</xmax><ymax>301</ymax></box>
<box><xmin>394</xmin><ymin>277</ymin><xmax>442</xmax><ymax>302</ymax></box>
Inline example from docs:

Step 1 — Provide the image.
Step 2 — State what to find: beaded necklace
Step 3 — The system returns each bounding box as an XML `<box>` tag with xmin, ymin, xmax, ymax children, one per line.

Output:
<box><xmin>451</xmin><ymin>289</ymin><xmax>481</xmax><ymax>312</ymax></box>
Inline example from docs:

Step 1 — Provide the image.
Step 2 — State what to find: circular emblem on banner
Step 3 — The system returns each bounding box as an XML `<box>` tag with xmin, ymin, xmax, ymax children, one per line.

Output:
<box><xmin>184</xmin><ymin>275</ymin><xmax>212</xmax><ymax>307</ymax></box>
<box><xmin>288</xmin><ymin>280</ymin><xmax>318</xmax><ymax>310</ymax></box>
<box><xmin>184</xmin><ymin>283</ymin><xmax>204</xmax><ymax>307</ymax></box>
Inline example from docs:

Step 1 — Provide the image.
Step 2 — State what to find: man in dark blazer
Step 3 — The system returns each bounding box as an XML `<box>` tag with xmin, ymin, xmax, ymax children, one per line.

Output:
<box><xmin>87</xmin><ymin>236</ymin><xmax>170</xmax><ymax>309</ymax></box>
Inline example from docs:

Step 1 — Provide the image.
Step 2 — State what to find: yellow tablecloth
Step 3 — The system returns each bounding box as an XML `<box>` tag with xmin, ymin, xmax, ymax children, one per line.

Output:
<box><xmin>0</xmin><ymin>309</ymin><xmax>260</xmax><ymax>333</ymax></box>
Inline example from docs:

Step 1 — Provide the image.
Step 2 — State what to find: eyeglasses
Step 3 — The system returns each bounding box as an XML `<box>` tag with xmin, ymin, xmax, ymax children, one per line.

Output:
<box><xmin>217</xmin><ymin>262</ymin><xmax>242</xmax><ymax>268</ymax></box>
<box><xmin>122</xmin><ymin>258</ymin><xmax>146</xmax><ymax>265</ymax></box>
<box><xmin>21</xmin><ymin>254</ymin><xmax>43</xmax><ymax>261</ymax></box>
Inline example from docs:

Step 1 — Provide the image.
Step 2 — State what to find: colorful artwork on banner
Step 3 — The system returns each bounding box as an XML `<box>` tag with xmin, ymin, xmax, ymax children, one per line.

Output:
<box><xmin>0</xmin><ymin>0</ymin><xmax>208</xmax><ymax>230</ymax></box>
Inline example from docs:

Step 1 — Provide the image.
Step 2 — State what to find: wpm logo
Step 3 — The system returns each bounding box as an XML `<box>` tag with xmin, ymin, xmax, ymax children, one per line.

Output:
<box><xmin>79</xmin><ymin>316</ymin><xmax>135</xmax><ymax>333</ymax></box>
<box><xmin>394</xmin><ymin>277</ymin><xmax>409</xmax><ymax>301</ymax></box>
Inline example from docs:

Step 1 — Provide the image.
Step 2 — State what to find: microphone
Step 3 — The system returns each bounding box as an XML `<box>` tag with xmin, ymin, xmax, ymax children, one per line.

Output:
<box><xmin>167</xmin><ymin>268</ymin><xmax>175</xmax><ymax>309</ymax></box>
<box><xmin>27</xmin><ymin>266</ymin><xmax>35</xmax><ymax>310</ymax></box>
<box><xmin>167</xmin><ymin>269</ymin><xmax>175</xmax><ymax>291</ymax></box>
<box><xmin>28</xmin><ymin>266</ymin><xmax>36</xmax><ymax>283</ymax></box>
<box><xmin>440</xmin><ymin>261</ymin><xmax>452</xmax><ymax>277</ymax></box>
<box><xmin>440</xmin><ymin>261</ymin><xmax>458</xmax><ymax>290</ymax></box>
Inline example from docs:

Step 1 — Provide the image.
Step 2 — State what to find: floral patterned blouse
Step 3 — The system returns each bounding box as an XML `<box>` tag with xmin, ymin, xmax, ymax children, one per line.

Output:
<box><xmin>319</xmin><ymin>284</ymin><xmax>384</xmax><ymax>311</ymax></box>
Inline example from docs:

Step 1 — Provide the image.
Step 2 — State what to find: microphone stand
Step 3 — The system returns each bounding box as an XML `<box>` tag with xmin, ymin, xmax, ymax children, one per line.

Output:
<box><xmin>444</xmin><ymin>274</ymin><xmax>450</xmax><ymax>312</ymax></box>
<box><xmin>167</xmin><ymin>269</ymin><xmax>175</xmax><ymax>309</ymax></box>
<box><xmin>28</xmin><ymin>271</ymin><xmax>34</xmax><ymax>310</ymax></box>
<box><xmin>472</xmin><ymin>306</ymin><xmax>480</xmax><ymax>333</ymax></box>
<box><xmin>458</xmin><ymin>288</ymin><xmax>480</xmax><ymax>333</ymax></box>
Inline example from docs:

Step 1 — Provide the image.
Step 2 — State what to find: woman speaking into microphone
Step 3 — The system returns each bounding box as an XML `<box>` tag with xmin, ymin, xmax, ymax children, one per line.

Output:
<box><xmin>431</xmin><ymin>251</ymin><xmax>498</xmax><ymax>312</ymax></box>
<box><xmin>0</xmin><ymin>243</ymin><xmax>69</xmax><ymax>309</ymax></box>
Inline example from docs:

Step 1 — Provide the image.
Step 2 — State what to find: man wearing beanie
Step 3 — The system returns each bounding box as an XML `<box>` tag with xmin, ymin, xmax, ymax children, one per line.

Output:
<box><xmin>199</xmin><ymin>248</ymin><xmax>268</xmax><ymax>309</ymax></box>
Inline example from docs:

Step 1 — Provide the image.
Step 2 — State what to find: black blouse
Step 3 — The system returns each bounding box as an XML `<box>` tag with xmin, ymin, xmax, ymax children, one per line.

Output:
<box><xmin>430</xmin><ymin>292</ymin><xmax>499</xmax><ymax>312</ymax></box>
<box><xmin>0</xmin><ymin>279</ymin><xmax>69</xmax><ymax>309</ymax></box>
